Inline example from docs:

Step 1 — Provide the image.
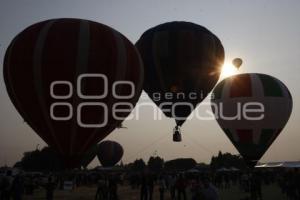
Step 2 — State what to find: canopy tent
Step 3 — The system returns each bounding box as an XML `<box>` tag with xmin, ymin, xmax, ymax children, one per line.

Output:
<box><xmin>255</xmin><ymin>161</ymin><xmax>300</xmax><ymax>168</ymax></box>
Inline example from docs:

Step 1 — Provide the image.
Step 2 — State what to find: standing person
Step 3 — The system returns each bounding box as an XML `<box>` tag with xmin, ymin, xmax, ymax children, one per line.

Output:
<box><xmin>249</xmin><ymin>173</ymin><xmax>262</xmax><ymax>200</ymax></box>
<box><xmin>140</xmin><ymin>174</ymin><xmax>148</xmax><ymax>200</ymax></box>
<box><xmin>0</xmin><ymin>176</ymin><xmax>2</xmax><ymax>199</ymax></box>
<box><xmin>224</xmin><ymin>174</ymin><xmax>230</xmax><ymax>189</ymax></box>
<box><xmin>109</xmin><ymin>175</ymin><xmax>119</xmax><ymax>200</ymax></box>
<box><xmin>45</xmin><ymin>177</ymin><xmax>56</xmax><ymax>200</ymax></box>
<box><xmin>176</xmin><ymin>174</ymin><xmax>187</xmax><ymax>200</ymax></box>
<box><xmin>95</xmin><ymin>176</ymin><xmax>108</xmax><ymax>200</ymax></box>
<box><xmin>202</xmin><ymin>177</ymin><xmax>219</xmax><ymax>200</ymax></box>
<box><xmin>285</xmin><ymin>171</ymin><xmax>297</xmax><ymax>200</ymax></box>
<box><xmin>191</xmin><ymin>179</ymin><xmax>205</xmax><ymax>200</ymax></box>
<box><xmin>296</xmin><ymin>169</ymin><xmax>300</xmax><ymax>199</ymax></box>
<box><xmin>169</xmin><ymin>174</ymin><xmax>176</xmax><ymax>200</ymax></box>
<box><xmin>241</xmin><ymin>173</ymin><xmax>250</xmax><ymax>192</ymax></box>
<box><xmin>158</xmin><ymin>175</ymin><xmax>166</xmax><ymax>200</ymax></box>
<box><xmin>1</xmin><ymin>171</ymin><xmax>13</xmax><ymax>200</ymax></box>
<box><xmin>24</xmin><ymin>177</ymin><xmax>35</xmax><ymax>195</ymax></box>
<box><xmin>147</xmin><ymin>174</ymin><xmax>154</xmax><ymax>200</ymax></box>
<box><xmin>11</xmin><ymin>175</ymin><xmax>24</xmax><ymax>200</ymax></box>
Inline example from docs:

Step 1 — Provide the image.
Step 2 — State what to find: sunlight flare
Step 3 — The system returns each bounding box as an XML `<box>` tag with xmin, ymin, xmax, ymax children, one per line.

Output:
<box><xmin>220</xmin><ymin>62</ymin><xmax>238</xmax><ymax>79</ymax></box>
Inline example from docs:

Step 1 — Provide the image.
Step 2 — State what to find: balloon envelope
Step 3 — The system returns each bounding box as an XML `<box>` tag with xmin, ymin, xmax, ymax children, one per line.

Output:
<box><xmin>211</xmin><ymin>73</ymin><xmax>293</xmax><ymax>168</ymax></box>
<box><xmin>81</xmin><ymin>144</ymin><xmax>98</xmax><ymax>169</ymax></box>
<box><xmin>232</xmin><ymin>58</ymin><xmax>243</xmax><ymax>69</ymax></box>
<box><xmin>97</xmin><ymin>140</ymin><xmax>124</xmax><ymax>167</ymax></box>
<box><xmin>3</xmin><ymin>19</ymin><xmax>143</xmax><ymax>168</ymax></box>
<box><xmin>136</xmin><ymin>21</ymin><xmax>224</xmax><ymax>127</ymax></box>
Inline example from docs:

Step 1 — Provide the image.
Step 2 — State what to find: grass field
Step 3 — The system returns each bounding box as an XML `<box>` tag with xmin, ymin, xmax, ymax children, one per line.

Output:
<box><xmin>22</xmin><ymin>183</ymin><xmax>287</xmax><ymax>200</ymax></box>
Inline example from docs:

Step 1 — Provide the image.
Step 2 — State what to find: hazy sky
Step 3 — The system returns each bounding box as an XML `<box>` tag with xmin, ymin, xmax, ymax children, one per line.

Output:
<box><xmin>0</xmin><ymin>0</ymin><xmax>299</xmax><ymax>168</ymax></box>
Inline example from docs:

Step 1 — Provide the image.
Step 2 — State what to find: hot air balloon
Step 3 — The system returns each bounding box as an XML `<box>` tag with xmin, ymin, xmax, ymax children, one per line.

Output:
<box><xmin>97</xmin><ymin>140</ymin><xmax>124</xmax><ymax>167</ymax></box>
<box><xmin>211</xmin><ymin>73</ymin><xmax>293</xmax><ymax>168</ymax></box>
<box><xmin>136</xmin><ymin>21</ymin><xmax>225</xmax><ymax>141</ymax></box>
<box><xmin>232</xmin><ymin>58</ymin><xmax>243</xmax><ymax>69</ymax></box>
<box><xmin>80</xmin><ymin>144</ymin><xmax>98</xmax><ymax>169</ymax></box>
<box><xmin>3</xmin><ymin>18</ymin><xmax>143</xmax><ymax>168</ymax></box>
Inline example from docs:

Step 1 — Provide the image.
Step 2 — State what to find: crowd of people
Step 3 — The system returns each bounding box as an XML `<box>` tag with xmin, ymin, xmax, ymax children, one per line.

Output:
<box><xmin>127</xmin><ymin>172</ymin><xmax>219</xmax><ymax>200</ymax></box>
<box><xmin>0</xmin><ymin>170</ymin><xmax>56</xmax><ymax>200</ymax></box>
<box><xmin>0</xmin><ymin>168</ymin><xmax>300</xmax><ymax>200</ymax></box>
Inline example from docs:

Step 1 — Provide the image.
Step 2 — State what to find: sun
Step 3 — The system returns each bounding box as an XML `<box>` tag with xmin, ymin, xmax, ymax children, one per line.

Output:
<box><xmin>220</xmin><ymin>62</ymin><xmax>238</xmax><ymax>79</ymax></box>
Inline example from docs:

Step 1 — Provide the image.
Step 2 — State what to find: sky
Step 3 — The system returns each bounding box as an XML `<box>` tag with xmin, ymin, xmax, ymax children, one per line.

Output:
<box><xmin>0</xmin><ymin>0</ymin><xmax>299</xmax><ymax>168</ymax></box>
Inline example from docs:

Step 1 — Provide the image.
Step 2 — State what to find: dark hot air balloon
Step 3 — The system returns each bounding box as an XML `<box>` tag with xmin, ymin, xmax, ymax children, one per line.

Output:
<box><xmin>3</xmin><ymin>18</ymin><xmax>143</xmax><ymax>168</ymax></box>
<box><xmin>211</xmin><ymin>73</ymin><xmax>292</xmax><ymax>168</ymax></box>
<box><xmin>80</xmin><ymin>144</ymin><xmax>98</xmax><ymax>169</ymax></box>
<box><xmin>232</xmin><ymin>58</ymin><xmax>243</xmax><ymax>69</ymax></box>
<box><xmin>136</xmin><ymin>21</ymin><xmax>225</xmax><ymax>141</ymax></box>
<box><xmin>97</xmin><ymin>140</ymin><xmax>124</xmax><ymax>167</ymax></box>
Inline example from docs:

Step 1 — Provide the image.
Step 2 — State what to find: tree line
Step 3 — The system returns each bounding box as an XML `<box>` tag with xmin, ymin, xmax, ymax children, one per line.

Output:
<box><xmin>13</xmin><ymin>147</ymin><xmax>247</xmax><ymax>172</ymax></box>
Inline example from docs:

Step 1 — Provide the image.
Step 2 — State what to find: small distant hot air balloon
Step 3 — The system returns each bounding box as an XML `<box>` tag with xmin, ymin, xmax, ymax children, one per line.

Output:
<box><xmin>232</xmin><ymin>58</ymin><xmax>243</xmax><ymax>69</ymax></box>
<box><xmin>3</xmin><ymin>18</ymin><xmax>143</xmax><ymax>168</ymax></box>
<box><xmin>136</xmin><ymin>21</ymin><xmax>225</xmax><ymax>141</ymax></box>
<box><xmin>97</xmin><ymin>140</ymin><xmax>124</xmax><ymax>167</ymax></box>
<box><xmin>211</xmin><ymin>73</ymin><xmax>293</xmax><ymax>168</ymax></box>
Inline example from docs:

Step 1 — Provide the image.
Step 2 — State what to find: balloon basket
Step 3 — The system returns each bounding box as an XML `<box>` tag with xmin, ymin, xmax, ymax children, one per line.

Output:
<box><xmin>173</xmin><ymin>126</ymin><xmax>182</xmax><ymax>142</ymax></box>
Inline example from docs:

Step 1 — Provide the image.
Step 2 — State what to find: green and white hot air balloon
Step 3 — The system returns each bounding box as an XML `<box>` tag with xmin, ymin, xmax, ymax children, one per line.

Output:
<box><xmin>211</xmin><ymin>73</ymin><xmax>293</xmax><ymax>168</ymax></box>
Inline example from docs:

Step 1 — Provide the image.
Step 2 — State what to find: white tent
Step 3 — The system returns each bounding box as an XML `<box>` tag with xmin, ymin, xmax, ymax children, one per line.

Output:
<box><xmin>229</xmin><ymin>167</ymin><xmax>240</xmax><ymax>171</ymax></box>
<box><xmin>255</xmin><ymin>161</ymin><xmax>300</xmax><ymax>168</ymax></box>
<box><xmin>217</xmin><ymin>167</ymin><xmax>230</xmax><ymax>172</ymax></box>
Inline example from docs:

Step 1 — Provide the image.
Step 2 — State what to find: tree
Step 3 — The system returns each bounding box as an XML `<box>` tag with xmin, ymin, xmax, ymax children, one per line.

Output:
<box><xmin>132</xmin><ymin>159</ymin><xmax>146</xmax><ymax>171</ymax></box>
<box><xmin>164</xmin><ymin>158</ymin><xmax>196</xmax><ymax>171</ymax></box>
<box><xmin>210</xmin><ymin>151</ymin><xmax>247</xmax><ymax>170</ymax></box>
<box><xmin>15</xmin><ymin>146</ymin><xmax>64</xmax><ymax>171</ymax></box>
<box><xmin>147</xmin><ymin>156</ymin><xmax>164</xmax><ymax>172</ymax></box>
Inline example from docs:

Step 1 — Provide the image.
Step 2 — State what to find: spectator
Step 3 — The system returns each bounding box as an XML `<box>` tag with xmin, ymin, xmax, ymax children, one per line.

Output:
<box><xmin>11</xmin><ymin>175</ymin><xmax>24</xmax><ymax>200</ymax></box>
<box><xmin>45</xmin><ymin>177</ymin><xmax>56</xmax><ymax>200</ymax></box>
<box><xmin>147</xmin><ymin>174</ymin><xmax>154</xmax><ymax>200</ymax></box>
<box><xmin>140</xmin><ymin>174</ymin><xmax>148</xmax><ymax>200</ymax></box>
<box><xmin>176</xmin><ymin>174</ymin><xmax>187</xmax><ymax>200</ymax></box>
<box><xmin>169</xmin><ymin>174</ymin><xmax>176</xmax><ymax>200</ymax></box>
<box><xmin>158</xmin><ymin>175</ymin><xmax>166</xmax><ymax>200</ymax></box>
<box><xmin>95</xmin><ymin>176</ymin><xmax>108</xmax><ymax>200</ymax></box>
<box><xmin>109</xmin><ymin>175</ymin><xmax>119</xmax><ymax>200</ymax></box>
<box><xmin>1</xmin><ymin>171</ymin><xmax>13</xmax><ymax>200</ymax></box>
<box><xmin>202</xmin><ymin>177</ymin><xmax>219</xmax><ymax>200</ymax></box>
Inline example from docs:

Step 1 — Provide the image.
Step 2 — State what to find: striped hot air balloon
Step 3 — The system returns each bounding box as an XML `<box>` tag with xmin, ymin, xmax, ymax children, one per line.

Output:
<box><xmin>136</xmin><ymin>21</ymin><xmax>224</xmax><ymax>141</ymax></box>
<box><xmin>211</xmin><ymin>73</ymin><xmax>293</xmax><ymax>168</ymax></box>
<box><xmin>97</xmin><ymin>140</ymin><xmax>124</xmax><ymax>167</ymax></box>
<box><xmin>3</xmin><ymin>18</ymin><xmax>143</xmax><ymax>168</ymax></box>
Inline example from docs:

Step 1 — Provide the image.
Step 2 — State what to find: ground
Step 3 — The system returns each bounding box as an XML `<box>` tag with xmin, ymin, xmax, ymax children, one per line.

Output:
<box><xmin>23</xmin><ymin>184</ymin><xmax>287</xmax><ymax>200</ymax></box>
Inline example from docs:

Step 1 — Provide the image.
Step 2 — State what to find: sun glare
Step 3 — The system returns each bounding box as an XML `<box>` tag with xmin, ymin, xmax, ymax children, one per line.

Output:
<box><xmin>220</xmin><ymin>62</ymin><xmax>238</xmax><ymax>79</ymax></box>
